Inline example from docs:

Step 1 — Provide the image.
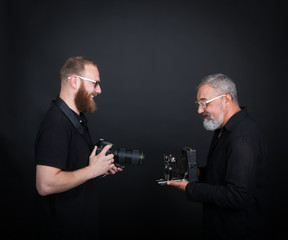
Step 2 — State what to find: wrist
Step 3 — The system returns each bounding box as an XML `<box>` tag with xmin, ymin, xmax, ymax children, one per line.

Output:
<box><xmin>86</xmin><ymin>164</ymin><xmax>103</xmax><ymax>179</ymax></box>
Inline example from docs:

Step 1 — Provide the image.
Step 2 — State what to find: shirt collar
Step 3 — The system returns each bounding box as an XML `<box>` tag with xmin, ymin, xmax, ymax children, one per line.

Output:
<box><xmin>72</xmin><ymin>111</ymin><xmax>88</xmax><ymax>126</ymax></box>
<box><xmin>54</xmin><ymin>96</ymin><xmax>88</xmax><ymax>125</ymax></box>
<box><xmin>223</xmin><ymin>107</ymin><xmax>248</xmax><ymax>131</ymax></box>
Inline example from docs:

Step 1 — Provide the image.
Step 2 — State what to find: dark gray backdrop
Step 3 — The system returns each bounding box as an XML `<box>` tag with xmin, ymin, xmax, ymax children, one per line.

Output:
<box><xmin>1</xmin><ymin>0</ymin><xmax>287</xmax><ymax>239</ymax></box>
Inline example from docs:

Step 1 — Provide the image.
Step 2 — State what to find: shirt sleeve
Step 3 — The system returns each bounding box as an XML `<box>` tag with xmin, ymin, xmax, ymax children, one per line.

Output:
<box><xmin>186</xmin><ymin>136</ymin><xmax>260</xmax><ymax>209</ymax></box>
<box><xmin>35</xmin><ymin>122</ymin><xmax>71</xmax><ymax>170</ymax></box>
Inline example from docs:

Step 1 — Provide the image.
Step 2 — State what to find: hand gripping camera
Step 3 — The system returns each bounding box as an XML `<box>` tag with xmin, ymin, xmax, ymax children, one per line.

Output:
<box><xmin>96</xmin><ymin>139</ymin><xmax>144</xmax><ymax>166</ymax></box>
<box><xmin>157</xmin><ymin>147</ymin><xmax>198</xmax><ymax>185</ymax></box>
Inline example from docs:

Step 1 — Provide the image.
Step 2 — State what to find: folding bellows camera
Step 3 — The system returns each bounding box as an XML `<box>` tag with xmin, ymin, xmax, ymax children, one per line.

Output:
<box><xmin>157</xmin><ymin>147</ymin><xmax>198</xmax><ymax>185</ymax></box>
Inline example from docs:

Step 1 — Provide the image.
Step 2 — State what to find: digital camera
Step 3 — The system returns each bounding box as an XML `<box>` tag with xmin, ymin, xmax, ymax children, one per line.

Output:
<box><xmin>96</xmin><ymin>139</ymin><xmax>144</xmax><ymax>166</ymax></box>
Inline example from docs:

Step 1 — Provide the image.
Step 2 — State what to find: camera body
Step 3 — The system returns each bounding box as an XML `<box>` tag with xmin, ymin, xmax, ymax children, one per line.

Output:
<box><xmin>95</xmin><ymin>139</ymin><xmax>144</xmax><ymax>166</ymax></box>
<box><xmin>157</xmin><ymin>147</ymin><xmax>198</xmax><ymax>185</ymax></box>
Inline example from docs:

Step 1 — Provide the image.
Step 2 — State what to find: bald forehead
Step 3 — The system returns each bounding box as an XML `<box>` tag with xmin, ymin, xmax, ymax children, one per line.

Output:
<box><xmin>83</xmin><ymin>64</ymin><xmax>100</xmax><ymax>80</ymax></box>
<box><xmin>84</xmin><ymin>64</ymin><xmax>98</xmax><ymax>72</ymax></box>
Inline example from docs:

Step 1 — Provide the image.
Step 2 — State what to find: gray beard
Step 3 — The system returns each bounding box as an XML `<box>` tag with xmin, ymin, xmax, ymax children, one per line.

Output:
<box><xmin>203</xmin><ymin>111</ymin><xmax>224</xmax><ymax>131</ymax></box>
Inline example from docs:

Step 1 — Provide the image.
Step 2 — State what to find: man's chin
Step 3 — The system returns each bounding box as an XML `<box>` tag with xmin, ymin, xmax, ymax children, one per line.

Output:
<box><xmin>203</xmin><ymin>120</ymin><xmax>217</xmax><ymax>131</ymax></box>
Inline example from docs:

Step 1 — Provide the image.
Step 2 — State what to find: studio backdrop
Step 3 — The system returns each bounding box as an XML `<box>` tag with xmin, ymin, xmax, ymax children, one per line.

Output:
<box><xmin>1</xmin><ymin>0</ymin><xmax>287</xmax><ymax>239</ymax></box>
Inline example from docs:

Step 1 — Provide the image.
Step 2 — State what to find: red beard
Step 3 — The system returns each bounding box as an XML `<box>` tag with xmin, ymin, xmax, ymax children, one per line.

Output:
<box><xmin>75</xmin><ymin>82</ymin><xmax>96</xmax><ymax>113</ymax></box>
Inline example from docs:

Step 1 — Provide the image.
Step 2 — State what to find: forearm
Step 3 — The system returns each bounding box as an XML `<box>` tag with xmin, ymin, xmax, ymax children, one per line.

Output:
<box><xmin>36</xmin><ymin>165</ymin><xmax>95</xmax><ymax>196</ymax></box>
<box><xmin>36</xmin><ymin>145</ymin><xmax>117</xmax><ymax>196</ymax></box>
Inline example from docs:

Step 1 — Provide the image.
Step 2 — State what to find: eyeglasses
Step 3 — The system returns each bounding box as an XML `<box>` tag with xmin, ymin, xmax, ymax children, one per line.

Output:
<box><xmin>68</xmin><ymin>75</ymin><xmax>100</xmax><ymax>88</ymax></box>
<box><xmin>195</xmin><ymin>94</ymin><xmax>226</xmax><ymax>109</ymax></box>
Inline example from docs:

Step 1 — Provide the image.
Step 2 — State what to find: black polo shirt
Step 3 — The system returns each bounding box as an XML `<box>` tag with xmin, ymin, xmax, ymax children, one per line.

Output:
<box><xmin>186</xmin><ymin>108</ymin><xmax>268</xmax><ymax>239</ymax></box>
<box><xmin>35</xmin><ymin>97</ymin><xmax>100</xmax><ymax>239</ymax></box>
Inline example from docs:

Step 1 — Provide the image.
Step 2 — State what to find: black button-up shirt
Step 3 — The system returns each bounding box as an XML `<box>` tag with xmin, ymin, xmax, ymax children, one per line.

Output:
<box><xmin>186</xmin><ymin>108</ymin><xmax>268</xmax><ymax>239</ymax></box>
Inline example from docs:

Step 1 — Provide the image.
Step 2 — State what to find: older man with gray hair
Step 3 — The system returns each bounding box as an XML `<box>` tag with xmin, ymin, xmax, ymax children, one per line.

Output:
<box><xmin>168</xmin><ymin>73</ymin><xmax>268</xmax><ymax>240</ymax></box>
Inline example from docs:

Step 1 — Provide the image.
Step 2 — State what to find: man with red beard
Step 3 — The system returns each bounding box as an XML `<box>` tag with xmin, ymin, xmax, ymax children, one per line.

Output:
<box><xmin>168</xmin><ymin>74</ymin><xmax>268</xmax><ymax>240</ymax></box>
<box><xmin>35</xmin><ymin>56</ymin><xmax>122</xmax><ymax>239</ymax></box>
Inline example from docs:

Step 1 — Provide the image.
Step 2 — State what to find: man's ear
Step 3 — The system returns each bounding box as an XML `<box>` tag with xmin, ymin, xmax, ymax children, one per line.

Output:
<box><xmin>225</xmin><ymin>93</ymin><xmax>233</xmax><ymax>104</ymax></box>
<box><xmin>69</xmin><ymin>75</ymin><xmax>79</xmax><ymax>90</ymax></box>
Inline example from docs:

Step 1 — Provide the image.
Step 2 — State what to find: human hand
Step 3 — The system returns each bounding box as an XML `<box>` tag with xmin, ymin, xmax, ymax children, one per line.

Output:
<box><xmin>167</xmin><ymin>179</ymin><xmax>189</xmax><ymax>191</ymax></box>
<box><xmin>104</xmin><ymin>165</ymin><xmax>124</xmax><ymax>175</ymax></box>
<box><xmin>88</xmin><ymin>144</ymin><xmax>115</xmax><ymax>178</ymax></box>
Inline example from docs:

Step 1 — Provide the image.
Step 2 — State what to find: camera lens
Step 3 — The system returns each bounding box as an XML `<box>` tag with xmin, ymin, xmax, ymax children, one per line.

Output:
<box><xmin>114</xmin><ymin>148</ymin><xmax>144</xmax><ymax>166</ymax></box>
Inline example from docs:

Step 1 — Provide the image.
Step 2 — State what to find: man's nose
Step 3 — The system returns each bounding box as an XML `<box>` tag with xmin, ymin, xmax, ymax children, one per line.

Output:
<box><xmin>197</xmin><ymin>105</ymin><xmax>205</xmax><ymax>114</ymax></box>
<box><xmin>95</xmin><ymin>85</ymin><xmax>101</xmax><ymax>95</ymax></box>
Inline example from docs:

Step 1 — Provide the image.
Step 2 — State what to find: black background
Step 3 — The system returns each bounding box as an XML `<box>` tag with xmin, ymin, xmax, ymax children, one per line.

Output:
<box><xmin>1</xmin><ymin>0</ymin><xmax>287</xmax><ymax>239</ymax></box>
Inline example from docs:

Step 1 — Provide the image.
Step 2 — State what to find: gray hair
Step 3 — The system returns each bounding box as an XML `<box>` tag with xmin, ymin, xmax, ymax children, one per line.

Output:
<box><xmin>197</xmin><ymin>73</ymin><xmax>239</xmax><ymax>105</ymax></box>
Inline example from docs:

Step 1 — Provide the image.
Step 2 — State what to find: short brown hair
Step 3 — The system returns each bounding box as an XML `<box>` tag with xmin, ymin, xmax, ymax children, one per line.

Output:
<box><xmin>60</xmin><ymin>56</ymin><xmax>97</xmax><ymax>82</ymax></box>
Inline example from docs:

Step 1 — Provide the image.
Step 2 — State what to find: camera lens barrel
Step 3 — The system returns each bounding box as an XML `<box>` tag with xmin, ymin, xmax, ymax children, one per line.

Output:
<box><xmin>95</xmin><ymin>139</ymin><xmax>144</xmax><ymax>166</ymax></box>
<box><xmin>114</xmin><ymin>148</ymin><xmax>144</xmax><ymax>166</ymax></box>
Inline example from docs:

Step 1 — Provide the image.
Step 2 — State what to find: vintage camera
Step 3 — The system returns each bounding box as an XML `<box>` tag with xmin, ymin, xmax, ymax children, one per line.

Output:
<box><xmin>96</xmin><ymin>139</ymin><xmax>144</xmax><ymax>166</ymax></box>
<box><xmin>157</xmin><ymin>147</ymin><xmax>198</xmax><ymax>185</ymax></box>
